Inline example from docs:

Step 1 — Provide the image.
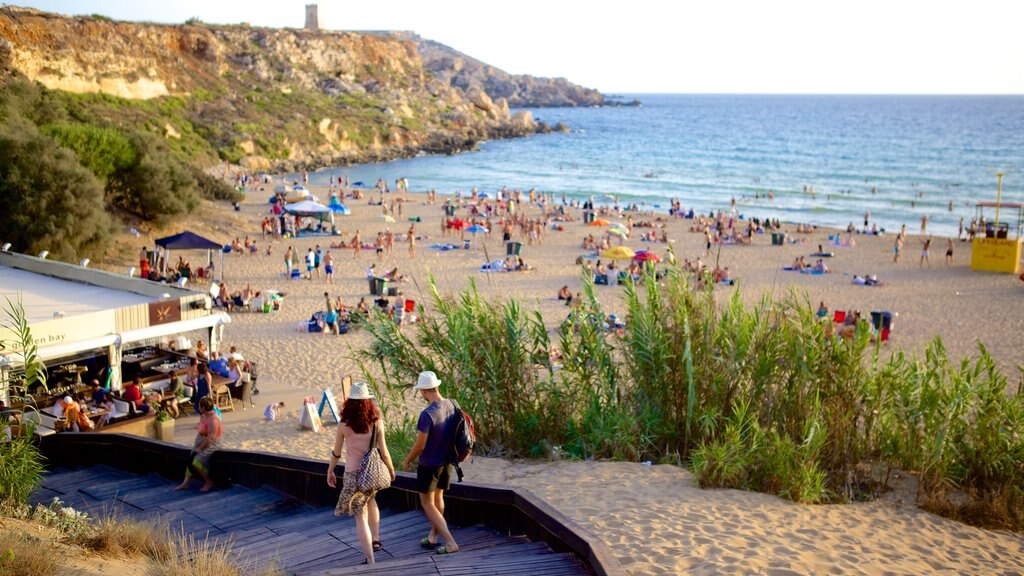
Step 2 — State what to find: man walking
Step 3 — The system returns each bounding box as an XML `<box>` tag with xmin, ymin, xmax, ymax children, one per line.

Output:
<box><xmin>401</xmin><ymin>371</ymin><xmax>460</xmax><ymax>555</ymax></box>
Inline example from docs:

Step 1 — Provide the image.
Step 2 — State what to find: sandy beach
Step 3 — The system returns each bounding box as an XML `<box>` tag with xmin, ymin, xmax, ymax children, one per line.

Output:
<box><xmin>149</xmin><ymin>183</ymin><xmax>1024</xmax><ymax>575</ymax></box>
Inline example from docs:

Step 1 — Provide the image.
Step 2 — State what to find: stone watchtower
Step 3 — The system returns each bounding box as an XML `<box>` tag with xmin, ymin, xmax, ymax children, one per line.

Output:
<box><xmin>304</xmin><ymin>4</ymin><xmax>319</xmax><ymax>31</ymax></box>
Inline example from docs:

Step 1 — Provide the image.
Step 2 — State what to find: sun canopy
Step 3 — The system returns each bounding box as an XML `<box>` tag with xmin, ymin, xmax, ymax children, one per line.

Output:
<box><xmin>154</xmin><ymin>231</ymin><xmax>225</xmax><ymax>278</ymax></box>
<box><xmin>284</xmin><ymin>200</ymin><xmax>331</xmax><ymax>216</ymax></box>
<box><xmin>155</xmin><ymin>231</ymin><xmax>223</xmax><ymax>251</ymax></box>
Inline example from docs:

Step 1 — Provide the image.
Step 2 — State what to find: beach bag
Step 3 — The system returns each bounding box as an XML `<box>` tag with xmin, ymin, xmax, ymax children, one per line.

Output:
<box><xmin>449</xmin><ymin>399</ymin><xmax>476</xmax><ymax>482</ymax></box>
<box><xmin>356</xmin><ymin>423</ymin><xmax>391</xmax><ymax>492</ymax></box>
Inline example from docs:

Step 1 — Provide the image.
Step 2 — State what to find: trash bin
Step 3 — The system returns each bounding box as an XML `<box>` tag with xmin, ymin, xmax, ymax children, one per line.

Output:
<box><xmin>370</xmin><ymin>277</ymin><xmax>388</xmax><ymax>295</ymax></box>
<box><xmin>870</xmin><ymin>311</ymin><xmax>883</xmax><ymax>330</ymax></box>
<box><xmin>506</xmin><ymin>241</ymin><xmax>522</xmax><ymax>256</ymax></box>
<box><xmin>869</xmin><ymin>311</ymin><xmax>894</xmax><ymax>331</ymax></box>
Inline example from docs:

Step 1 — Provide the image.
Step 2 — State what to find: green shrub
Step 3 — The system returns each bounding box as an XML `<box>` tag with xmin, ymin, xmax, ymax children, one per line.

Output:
<box><xmin>107</xmin><ymin>130</ymin><xmax>199</xmax><ymax>221</ymax></box>
<box><xmin>0</xmin><ymin>119</ymin><xmax>112</xmax><ymax>260</ymax></box>
<box><xmin>0</xmin><ymin>438</ymin><xmax>45</xmax><ymax>505</ymax></box>
<box><xmin>42</xmin><ymin>122</ymin><xmax>136</xmax><ymax>181</ymax></box>
<box><xmin>193</xmin><ymin>167</ymin><xmax>242</xmax><ymax>202</ymax></box>
<box><xmin>356</xmin><ymin>262</ymin><xmax>1024</xmax><ymax>528</ymax></box>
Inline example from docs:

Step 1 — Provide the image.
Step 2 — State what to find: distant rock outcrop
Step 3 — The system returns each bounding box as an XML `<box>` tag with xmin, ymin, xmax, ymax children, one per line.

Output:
<box><xmin>392</xmin><ymin>32</ymin><xmax>615</xmax><ymax>108</ymax></box>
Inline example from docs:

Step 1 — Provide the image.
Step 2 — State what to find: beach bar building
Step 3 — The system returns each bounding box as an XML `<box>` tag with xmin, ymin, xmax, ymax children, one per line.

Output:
<box><xmin>0</xmin><ymin>249</ymin><xmax>229</xmax><ymax>409</ymax></box>
<box><xmin>970</xmin><ymin>201</ymin><xmax>1023</xmax><ymax>274</ymax></box>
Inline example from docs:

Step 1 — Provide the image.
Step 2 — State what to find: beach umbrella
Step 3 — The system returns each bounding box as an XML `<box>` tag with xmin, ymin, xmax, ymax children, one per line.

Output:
<box><xmin>377</xmin><ymin>214</ymin><xmax>395</xmax><ymax>223</ymax></box>
<box><xmin>609</xmin><ymin>221</ymin><xmax>628</xmax><ymax>229</ymax></box>
<box><xmin>602</xmin><ymin>246</ymin><xmax>635</xmax><ymax>261</ymax></box>
<box><xmin>451</xmin><ymin>218</ymin><xmax>468</xmax><ymax>230</ymax></box>
<box><xmin>608</xmin><ymin>227</ymin><xmax>629</xmax><ymax>237</ymax></box>
<box><xmin>466</xmin><ymin>224</ymin><xmax>489</xmax><ymax>234</ymax></box>
<box><xmin>329</xmin><ymin>204</ymin><xmax>351</xmax><ymax>215</ymax></box>
<box><xmin>588</xmin><ymin>219</ymin><xmax>610</xmax><ymax>227</ymax></box>
<box><xmin>633</xmin><ymin>251</ymin><xmax>661</xmax><ymax>263</ymax></box>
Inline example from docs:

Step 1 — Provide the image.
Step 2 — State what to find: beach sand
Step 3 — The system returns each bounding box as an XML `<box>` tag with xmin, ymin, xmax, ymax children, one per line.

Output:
<box><xmin>149</xmin><ymin>184</ymin><xmax>1023</xmax><ymax>574</ymax></box>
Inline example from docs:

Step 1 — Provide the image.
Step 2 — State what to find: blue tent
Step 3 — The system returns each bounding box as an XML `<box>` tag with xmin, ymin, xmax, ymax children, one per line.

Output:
<box><xmin>154</xmin><ymin>231</ymin><xmax>225</xmax><ymax>278</ymax></box>
<box><xmin>155</xmin><ymin>231</ymin><xmax>223</xmax><ymax>251</ymax></box>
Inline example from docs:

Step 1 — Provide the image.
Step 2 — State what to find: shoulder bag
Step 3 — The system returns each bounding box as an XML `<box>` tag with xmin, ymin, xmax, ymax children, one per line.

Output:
<box><xmin>356</xmin><ymin>421</ymin><xmax>391</xmax><ymax>492</ymax></box>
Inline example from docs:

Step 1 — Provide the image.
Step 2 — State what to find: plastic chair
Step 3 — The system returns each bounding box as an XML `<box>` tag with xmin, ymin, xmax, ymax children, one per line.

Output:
<box><xmin>832</xmin><ymin>310</ymin><xmax>846</xmax><ymax>323</ymax></box>
<box><xmin>214</xmin><ymin>385</ymin><xmax>235</xmax><ymax>412</ymax></box>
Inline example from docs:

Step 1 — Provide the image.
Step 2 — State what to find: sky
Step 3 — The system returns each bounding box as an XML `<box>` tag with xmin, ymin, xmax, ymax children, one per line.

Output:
<box><xmin>8</xmin><ymin>0</ymin><xmax>1024</xmax><ymax>94</ymax></box>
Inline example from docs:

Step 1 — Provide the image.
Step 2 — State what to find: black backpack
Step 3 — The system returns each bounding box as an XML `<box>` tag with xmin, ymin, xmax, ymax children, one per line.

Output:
<box><xmin>449</xmin><ymin>399</ymin><xmax>475</xmax><ymax>482</ymax></box>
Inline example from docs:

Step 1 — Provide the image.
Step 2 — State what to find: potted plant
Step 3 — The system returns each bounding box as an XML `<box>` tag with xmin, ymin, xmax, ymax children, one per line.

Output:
<box><xmin>154</xmin><ymin>407</ymin><xmax>174</xmax><ymax>442</ymax></box>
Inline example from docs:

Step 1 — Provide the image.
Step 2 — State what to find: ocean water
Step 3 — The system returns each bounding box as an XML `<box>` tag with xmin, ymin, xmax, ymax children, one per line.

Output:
<box><xmin>311</xmin><ymin>94</ymin><xmax>1024</xmax><ymax>238</ymax></box>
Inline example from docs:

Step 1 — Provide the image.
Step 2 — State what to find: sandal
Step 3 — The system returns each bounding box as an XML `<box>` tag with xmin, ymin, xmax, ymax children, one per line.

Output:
<box><xmin>372</xmin><ymin>540</ymin><xmax>383</xmax><ymax>552</ymax></box>
<box><xmin>420</xmin><ymin>537</ymin><xmax>439</xmax><ymax>549</ymax></box>
<box><xmin>437</xmin><ymin>546</ymin><xmax>458</xmax><ymax>555</ymax></box>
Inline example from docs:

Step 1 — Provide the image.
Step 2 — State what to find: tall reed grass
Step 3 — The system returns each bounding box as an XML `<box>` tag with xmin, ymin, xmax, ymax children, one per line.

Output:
<box><xmin>357</xmin><ymin>264</ymin><xmax>1024</xmax><ymax>528</ymax></box>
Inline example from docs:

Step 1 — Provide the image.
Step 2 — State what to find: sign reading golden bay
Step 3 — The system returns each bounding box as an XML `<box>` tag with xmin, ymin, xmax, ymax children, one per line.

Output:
<box><xmin>1</xmin><ymin>310</ymin><xmax>117</xmax><ymax>353</ymax></box>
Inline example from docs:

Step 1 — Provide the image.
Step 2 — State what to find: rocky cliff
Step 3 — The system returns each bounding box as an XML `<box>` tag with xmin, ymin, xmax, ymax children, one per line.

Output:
<box><xmin>0</xmin><ymin>7</ymin><xmax>559</xmax><ymax>171</ymax></box>
<box><xmin>391</xmin><ymin>32</ymin><xmax>606</xmax><ymax>108</ymax></box>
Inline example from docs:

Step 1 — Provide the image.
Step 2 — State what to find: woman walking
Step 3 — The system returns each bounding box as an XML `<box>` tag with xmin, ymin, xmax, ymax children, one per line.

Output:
<box><xmin>175</xmin><ymin>396</ymin><xmax>222</xmax><ymax>492</ymax></box>
<box><xmin>327</xmin><ymin>382</ymin><xmax>396</xmax><ymax>565</ymax></box>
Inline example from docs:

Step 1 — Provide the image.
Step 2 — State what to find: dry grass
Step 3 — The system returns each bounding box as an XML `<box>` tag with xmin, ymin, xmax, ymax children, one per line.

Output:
<box><xmin>147</xmin><ymin>531</ymin><xmax>283</xmax><ymax>576</ymax></box>
<box><xmin>0</xmin><ymin>524</ymin><xmax>70</xmax><ymax>576</ymax></box>
<box><xmin>923</xmin><ymin>486</ymin><xmax>1024</xmax><ymax>532</ymax></box>
<box><xmin>79</xmin><ymin>514</ymin><xmax>173</xmax><ymax>559</ymax></box>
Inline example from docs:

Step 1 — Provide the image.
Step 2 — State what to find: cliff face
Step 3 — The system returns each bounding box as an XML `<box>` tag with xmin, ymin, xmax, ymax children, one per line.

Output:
<box><xmin>394</xmin><ymin>32</ymin><xmax>605</xmax><ymax>108</ymax></box>
<box><xmin>0</xmin><ymin>7</ymin><xmax>548</xmax><ymax>171</ymax></box>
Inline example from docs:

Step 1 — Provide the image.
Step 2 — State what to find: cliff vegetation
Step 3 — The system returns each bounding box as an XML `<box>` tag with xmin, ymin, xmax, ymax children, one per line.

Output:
<box><xmin>0</xmin><ymin>6</ymin><xmax>582</xmax><ymax>260</ymax></box>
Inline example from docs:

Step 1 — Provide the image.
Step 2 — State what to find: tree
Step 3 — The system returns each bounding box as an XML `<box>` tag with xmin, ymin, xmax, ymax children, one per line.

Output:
<box><xmin>0</xmin><ymin>119</ymin><xmax>111</xmax><ymax>260</ymax></box>
<box><xmin>107</xmin><ymin>130</ymin><xmax>199</xmax><ymax>221</ymax></box>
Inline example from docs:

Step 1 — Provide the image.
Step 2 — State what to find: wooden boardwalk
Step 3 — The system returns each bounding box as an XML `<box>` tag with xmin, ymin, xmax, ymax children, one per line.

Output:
<box><xmin>31</xmin><ymin>465</ymin><xmax>590</xmax><ymax>576</ymax></box>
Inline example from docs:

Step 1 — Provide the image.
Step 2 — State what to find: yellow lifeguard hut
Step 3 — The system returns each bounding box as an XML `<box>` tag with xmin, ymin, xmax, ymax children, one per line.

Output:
<box><xmin>970</xmin><ymin>200</ymin><xmax>1023</xmax><ymax>274</ymax></box>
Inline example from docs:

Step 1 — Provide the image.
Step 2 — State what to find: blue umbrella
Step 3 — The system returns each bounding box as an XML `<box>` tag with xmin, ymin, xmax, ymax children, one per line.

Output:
<box><xmin>466</xmin><ymin>225</ymin><xmax>489</xmax><ymax>234</ymax></box>
<box><xmin>352</xmin><ymin>181</ymin><xmax>365</xmax><ymax>187</ymax></box>
<box><xmin>329</xmin><ymin>204</ymin><xmax>351</xmax><ymax>215</ymax></box>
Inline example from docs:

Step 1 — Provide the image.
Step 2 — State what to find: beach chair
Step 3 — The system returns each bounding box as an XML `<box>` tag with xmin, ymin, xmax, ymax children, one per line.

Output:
<box><xmin>22</xmin><ymin>411</ymin><xmax>58</xmax><ymax>437</ymax></box>
<box><xmin>109</xmin><ymin>398</ymin><xmax>132</xmax><ymax>422</ymax></box>
<box><xmin>214</xmin><ymin>384</ymin><xmax>235</xmax><ymax>412</ymax></box>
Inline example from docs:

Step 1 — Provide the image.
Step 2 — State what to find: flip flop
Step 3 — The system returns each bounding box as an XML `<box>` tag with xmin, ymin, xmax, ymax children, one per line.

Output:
<box><xmin>372</xmin><ymin>540</ymin><xmax>383</xmax><ymax>551</ymax></box>
<box><xmin>437</xmin><ymin>546</ymin><xmax>458</xmax><ymax>555</ymax></box>
<box><xmin>420</xmin><ymin>538</ymin><xmax>439</xmax><ymax>549</ymax></box>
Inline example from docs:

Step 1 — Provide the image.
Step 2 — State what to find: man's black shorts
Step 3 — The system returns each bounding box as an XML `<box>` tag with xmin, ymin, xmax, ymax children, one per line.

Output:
<box><xmin>416</xmin><ymin>464</ymin><xmax>452</xmax><ymax>493</ymax></box>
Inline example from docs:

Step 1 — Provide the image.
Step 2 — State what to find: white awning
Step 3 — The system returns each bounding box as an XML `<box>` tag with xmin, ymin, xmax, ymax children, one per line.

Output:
<box><xmin>118</xmin><ymin>313</ymin><xmax>231</xmax><ymax>346</ymax></box>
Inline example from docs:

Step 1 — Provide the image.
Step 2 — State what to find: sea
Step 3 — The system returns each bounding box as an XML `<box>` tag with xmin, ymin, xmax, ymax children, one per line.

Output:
<box><xmin>309</xmin><ymin>94</ymin><xmax>1024</xmax><ymax>239</ymax></box>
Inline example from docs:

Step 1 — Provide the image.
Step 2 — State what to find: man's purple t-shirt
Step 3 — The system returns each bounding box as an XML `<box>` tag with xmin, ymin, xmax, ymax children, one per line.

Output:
<box><xmin>416</xmin><ymin>399</ymin><xmax>456</xmax><ymax>467</ymax></box>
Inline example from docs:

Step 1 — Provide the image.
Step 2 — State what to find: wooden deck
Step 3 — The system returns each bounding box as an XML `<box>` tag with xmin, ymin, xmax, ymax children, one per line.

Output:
<box><xmin>31</xmin><ymin>465</ymin><xmax>590</xmax><ymax>576</ymax></box>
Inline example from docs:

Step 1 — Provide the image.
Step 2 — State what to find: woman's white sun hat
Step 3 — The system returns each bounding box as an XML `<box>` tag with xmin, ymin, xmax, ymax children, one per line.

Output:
<box><xmin>348</xmin><ymin>381</ymin><xmax>374</xmax><ymax>400</ymax></box>
<box><xmin>414</xmin><ymin>371</ymin><xmax>441</xmax><ymax>390</ymax></box>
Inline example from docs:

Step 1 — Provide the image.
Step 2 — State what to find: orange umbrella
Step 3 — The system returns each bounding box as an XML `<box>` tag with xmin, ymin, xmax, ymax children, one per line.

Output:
<box><xmin>588</xmin><ymin>219</ymin><xmax>610</xmax><ymax>227</ymax></box>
